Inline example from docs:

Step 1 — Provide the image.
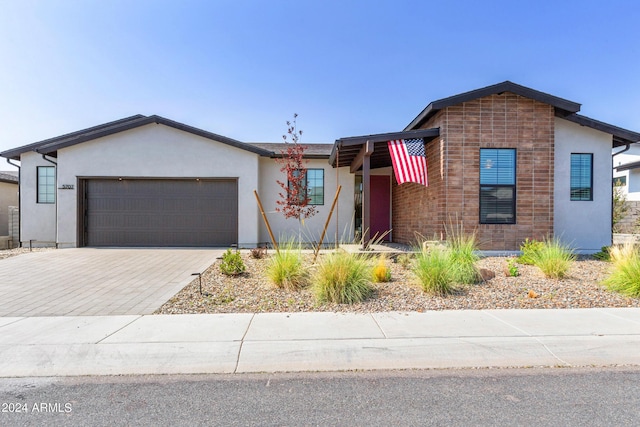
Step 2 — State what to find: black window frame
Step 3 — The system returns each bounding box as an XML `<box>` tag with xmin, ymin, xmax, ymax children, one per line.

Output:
<box><xmin>287</xmin><ymin>168</ymin><xmax>324</xmax><ymax>206</ymax></box>
<box><xmin>570</xmin><ymin>153</ymin><xmax>593</xmax><ymax>201</ymax></box>
<box><xmin>37</xmin><ymin>166</ymin><xmax>56</xmax><ymax>204</ymax></box>
<box><xmin>479</xmin><ymin>148</ymin><xmax>516</xmax><ymax>225</ymax></box>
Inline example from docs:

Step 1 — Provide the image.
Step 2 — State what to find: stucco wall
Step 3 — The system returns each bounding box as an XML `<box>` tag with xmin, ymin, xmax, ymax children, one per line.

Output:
<box><xmin>52</xmin><ymin>123</ymin><xmax>261</xmax><ymax>247</ymax></box>
<box><xmin>0</xmin><ymin>181</ymin><xmax>18</xmax><ymax>236</ymax></box>
<box><xmin>554</xmin><ymin>118</ymin><xmax>612</xmax><ymax>251</ymax></box>
<box><xmin>19</xmin><ymin>152</ymin><xmax>57</xmax><ymax>246</ymax></box>
<box><xmin>613</xmin><ymin>145</ymin><xmax>640</xmax><ymax>201</ymax></box>
<box><xmin>257</xmin><ymin>157</ymin><xmax>355</xmax><ymax>245</ymax></box>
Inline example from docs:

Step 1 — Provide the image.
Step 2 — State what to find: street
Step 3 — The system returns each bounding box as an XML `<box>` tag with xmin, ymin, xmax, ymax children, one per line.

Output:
<box><xmin>1</xmin><ymin>367</ymin><xmax>639</xmax><ymax>426</ymax></box>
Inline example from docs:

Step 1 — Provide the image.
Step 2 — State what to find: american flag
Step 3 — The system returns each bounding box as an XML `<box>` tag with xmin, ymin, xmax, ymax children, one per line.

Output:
<box><xmin>387</xmin><ymin>138</ymin><xmax>428</xmax><ymax>186</ymax></box>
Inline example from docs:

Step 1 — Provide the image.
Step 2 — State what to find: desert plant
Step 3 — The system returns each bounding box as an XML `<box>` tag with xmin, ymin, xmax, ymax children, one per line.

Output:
<box><xmin>592</xmin><ymin>246</ymin><xmax>611</xmax><ymax>262</ymax></box>
<box><xmin>530</xmin><ymin>238</ymin><xmax>576</xmax><ymax>279</ymax></box>
<box><xmin>505</xmin><ymin>258</ymin><xmax>520</xmax><ymax>277</ymax></box>
<box><xmin>266</xmin><ymin>242</ymin><xmax>308</xmax><ymax>290</ymax></box>
<box><xmin>518</xmin><ymin>238</ymin><xmax>544</xmax><ymax>265</ymax></box>
<box><xmin>313</xmin><ymin>251</ymin><xmax>372</xmax><ymax>304</ymax></box>
<box><xmin>395</xmin><ymin>253</ymin><xmax>413</xmax><ymax>269</ymax></box>
<box><xmin>412</xmin><ymin>246</ymin><xmax>457</xmax><ymax>295</ymax></box>
<box><xmin>446</xmin><ymin>226</ymin><xmax>481</xmax><ymax>284</ymax></box>
<box><xmin>613</xmin><ymin>185</ymin><xmax>630</xmax><ymax>233</ymax></box>
<box><xmin>219</xmin><ymin>249</ymin><xmax>246</xmax><ymax>276</ymax></box>
<box><xmin>250</xmin><ymin>246</ymin><xmax>267</xmax><ymax>259</ymax></box>
<box><xmin>372</xmin><ymin>254</ymin><xmax>391</xmax><ymax>283</ymax></box>
<box><xmin>603</xmin><ymin>243</ymin><xmax>640</xmax><ymax>297</ymax></box>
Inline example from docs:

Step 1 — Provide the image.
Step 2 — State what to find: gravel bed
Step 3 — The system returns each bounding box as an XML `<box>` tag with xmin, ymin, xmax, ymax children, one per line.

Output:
<box><xmin>0</xmin><ymin>247</ymin><xmax>53</xmax><ymax>260</ymax></box>
<box><xmin>155</xmin><ymin>252</ymin><xmax>640</xmax><ymax>314</ymax></box>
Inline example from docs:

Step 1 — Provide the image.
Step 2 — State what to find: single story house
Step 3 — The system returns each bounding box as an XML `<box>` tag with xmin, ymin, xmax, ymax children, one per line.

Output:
<box><xmin>613</xmin><ymin>145</ymin><xmax>640</xmax><ymax>200</ymax></box>
<box><xmin>331</xmin><ymin>81</ymin><xmax>640</xmax><ymax>252</ymax></box>
<box><xmin>1</xmin><ymin>115</ymin><xmax>352</xmax><ymax>248</ymax></box>
<box><xmin>3</xmin><ymin>81</ymin><xmax>639</xmax><ymax>252</ymax></box>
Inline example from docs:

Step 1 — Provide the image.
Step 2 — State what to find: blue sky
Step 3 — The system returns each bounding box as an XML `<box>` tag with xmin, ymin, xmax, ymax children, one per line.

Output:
<box><xmin>1</xmin><ymin>0</ymin><xmax>639</xmax><ymax>169</ymax></box>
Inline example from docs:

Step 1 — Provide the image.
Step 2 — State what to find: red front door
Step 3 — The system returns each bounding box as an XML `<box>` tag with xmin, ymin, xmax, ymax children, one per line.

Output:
<box><xmin>370</xmin><ymin>175</ymin><xmax>391</xmax><ymax>241</ymax></box>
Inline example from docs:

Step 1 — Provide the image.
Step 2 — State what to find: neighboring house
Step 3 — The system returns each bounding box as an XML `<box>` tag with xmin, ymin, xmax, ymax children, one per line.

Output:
<box><xmin>613</xmin><ymin>145</ymin><xmax>640</xmax><ymax>200</ymax></box>
<box><xmin>0</xmin><ymin>115</ymin><xmax>352</xmax><ymax>248</ymax></box>
<box><xmin>0</xmin><ymin>171</ymin><xmax>18</xmax><ymax>237</ymax></box>
<box><xmin>330</xmin><ymin>81</ymin><xmax>640</xmax><ymax>252</ymax></box>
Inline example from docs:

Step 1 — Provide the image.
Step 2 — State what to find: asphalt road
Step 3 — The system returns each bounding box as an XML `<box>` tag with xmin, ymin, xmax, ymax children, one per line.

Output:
<box><xmin>1</xmin><ymin>367</ymin><xmax>639</xmax><ymax>426</ymax></box>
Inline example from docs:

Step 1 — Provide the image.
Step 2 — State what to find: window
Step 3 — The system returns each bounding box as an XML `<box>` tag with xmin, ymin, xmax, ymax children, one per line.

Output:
<box><xmin>570</xmin><ymin>153</ymin><xmax>593</xmax><ymax>201</ymax></box>
<box><xmin>480</xmin><ymin>148</ymin><xmax>516</xmax><ymax>224</ymax></box>
<box><xmin>37</xmin><ymin>166</ymin><xmax>55</xmax><ymax>204</ymax></box>
<box><xmin>288</xmin><ymin>169</ymin><xmax>324</xmax><ymax>205</ymax></box>
<box><xmin>614</xmin><ymin>176</ymin><xmax>626</xmax><ymax>187</ymax></box>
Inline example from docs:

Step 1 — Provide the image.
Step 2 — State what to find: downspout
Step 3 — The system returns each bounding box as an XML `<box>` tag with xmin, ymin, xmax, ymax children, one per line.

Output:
<box><xmin>38</xmin><ymin>152</ymin><xmax>59</xmax><ymax>248</ymax></box>
<box><xmin>6</xmin><ymin>158</ymin><xmax>20</xmax><ymax>247</ymax></box>
<box><xmin>611</xmin><ymin>143</ymin><xmax>631</xmax><ymax>241</ymax></box>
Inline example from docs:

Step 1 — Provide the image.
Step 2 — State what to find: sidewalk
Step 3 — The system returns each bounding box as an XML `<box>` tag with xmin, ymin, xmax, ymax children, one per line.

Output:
<box><xmin>1</xmin><ymin>308</ymin><xmax>640</xmax><ymax>377</ymax></box>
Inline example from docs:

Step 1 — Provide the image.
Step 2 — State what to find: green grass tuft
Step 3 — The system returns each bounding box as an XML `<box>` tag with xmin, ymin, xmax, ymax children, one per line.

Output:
<box><xmin>412</xmin><ymin>247</ymin><xmax>457</xmax><ymax>295</ymax></box>
<box><xmin>313</xmin><ymin>251</ymin><xmax>373</xmax><ymax>304</ymax></box>
<box><xmin>266</xmin><ymin>241</ymin><xmax>308</xmax><ymax>290</ymax></box>
<box><xmin>530</xmin><ymin>238</ymin><xmax>576</xmax><ymax>279</ymax></box>
<box><xmin>604</xmin><ymin>243</ymin><xmax>640</xmax><ymax>297</ymax></box>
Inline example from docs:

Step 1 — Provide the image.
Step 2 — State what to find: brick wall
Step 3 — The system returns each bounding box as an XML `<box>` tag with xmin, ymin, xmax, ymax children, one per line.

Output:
<box><xmin>392</xmin><ymin>93</ymin><xmax>555</xmax><ymax>250</ymax></box>
<box><xmin>8</xmin><ymin>206</ymin><xmax>18</xmax><ymax>248</ymax></box>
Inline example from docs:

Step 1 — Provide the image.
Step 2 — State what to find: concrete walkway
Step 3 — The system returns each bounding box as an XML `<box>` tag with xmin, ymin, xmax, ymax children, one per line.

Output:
<box><xmin>1</xmin><ymin>308</ymin><xmax>640</xmax><ymax>377</ymax></box>
<box><xmin>0</xmin><ymin>248</ymin><xmax>222</xmax><ymax>316</ymax></box>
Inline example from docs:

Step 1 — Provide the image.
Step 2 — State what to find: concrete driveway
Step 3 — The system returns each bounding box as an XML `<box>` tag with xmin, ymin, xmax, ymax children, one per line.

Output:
<box><xmin>0</xmin><ymin>248</ymin><xmax>222</xmax><ymax>316</ymax></box>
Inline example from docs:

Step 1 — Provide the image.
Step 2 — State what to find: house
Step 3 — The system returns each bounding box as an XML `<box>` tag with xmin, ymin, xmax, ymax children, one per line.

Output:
<box><xmin>612</xmin><ymin>145</ymin><xmax>640</xmax><ymax>232</ymax></box>
<box><xmin>0</xmin><ymin>171</ymin><xmax>19</xmax><ymax>247</ymax></box>
<box><xmin>3</xmin><ymin>81</ymin><xmax>638</xmax><ymax>252</ymax></box>
<box><xmin>0</xmin><ymin>115</ymin><xmax>353</xmax><ymax>248</ymax></box>
<box><xmin>330</xmin><ymin>81</ymin><xmax>640</xmax><ymax>252</ymax></box>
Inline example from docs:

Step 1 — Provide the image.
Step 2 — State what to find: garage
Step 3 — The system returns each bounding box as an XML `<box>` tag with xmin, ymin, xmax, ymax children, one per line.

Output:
<box><xmin>79</xmin><ymin>178</ymin><xmax>238</xmax><ymax>247</ymax></box>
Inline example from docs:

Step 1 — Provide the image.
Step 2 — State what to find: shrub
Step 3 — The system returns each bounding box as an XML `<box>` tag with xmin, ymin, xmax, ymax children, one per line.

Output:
<box><xmin>530</xmin><ymin>238</ymin><xmax>576</xmax><ymax>279</ymax></box>
<box><xmin>518</xmin><ymin>238</ymin><xmax>544</xmax><ymax>265</ymax></box>
<box><xmin>412</xmin><ymin>247</ymin><xmax>457</xmax><ymax>295</ymax></box>
<box><xmin>447</xmin><ymin>230</ymin><xmax>481</xmax><ymax>284</ymax></box>
<box><xmin>372</xmin><ymin>254</ymin><xmax>391</xmax><ymax>283</ymax></box>
<box><xmin>592</xmin><ymin>246</ymin><xmax>611</xmax><ymax>262</ymax></box>
<box><xmin>266</xmin><ymin>243</ymin><xmax>308</xmax><ymax>290</ymax></box>
<box><xmin>604</xmin><ymin>244</ymin><xmax>640</xmax><ymax>297</ymax></box>
<box><xmin>250</xmin><ymin>247</ymin><xmax>267</xmax><ymax>259</ymax></box>
<box><xmin>313</xmin><ymin>251</ymin><xmax>372</xmax><ymax>304</ymax></box>
<box><xmin>219</xmin><ymin>249</ymin><xmax>246</xmax><ymax>276</ymax></box>
<box><xmin>395</xmin><ymin>253</ymin><xmax>413</xmax><ymax>269</ymax></box>
<box><xmin>505</xmin><ymin>258</ymin><xmax>520</xmax><ymax>277</ymax></box>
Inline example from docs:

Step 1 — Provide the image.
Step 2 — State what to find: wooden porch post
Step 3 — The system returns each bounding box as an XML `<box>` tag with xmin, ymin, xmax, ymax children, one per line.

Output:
<box><xmin>361</xmin><ymin>140</ymin><xmax>374</xmax><ymax>249</ymax></box>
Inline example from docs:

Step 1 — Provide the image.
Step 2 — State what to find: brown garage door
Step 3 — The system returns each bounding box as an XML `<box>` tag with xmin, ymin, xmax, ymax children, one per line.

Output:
<box><xmin>82</xmin><ymin>178</ymin><xmax>238</xmax><ymax>247</ymax></box>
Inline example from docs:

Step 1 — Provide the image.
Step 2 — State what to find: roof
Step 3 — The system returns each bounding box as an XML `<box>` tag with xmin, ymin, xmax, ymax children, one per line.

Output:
<box><xmin>330</xmin><ymin>128</ymin><xmax>440</xmax><ymax>169</ymax></box>
<box><xmin>405</xmin><ymin>81</ymin><xmax>581</xmax><ymax>131</ymax></box>
<box><xmin>615</xmin><ymin>160</ymin><xmax>640</xmax><ymax>172</ymax></box>
<box><xmin>0</xmin><ymin>115</ymin><xmax>274</xmax><ymax>160</ymax></box>
<box><xmin>403</xmin><ymin>81</ymin><xmax>640</xmax><ymax>146</ymax></box>
<box><xmin>248</xmin><ymin>143</ymin><xmax>333</xmax><ymax>159</ymax></box>
<box><xmin>0</xmin><ymin>171</ymin><xmax>18</xmax><ymax>184</ymax></box>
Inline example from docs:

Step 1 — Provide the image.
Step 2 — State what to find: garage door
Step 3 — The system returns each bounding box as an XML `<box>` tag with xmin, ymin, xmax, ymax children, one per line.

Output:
<box><xmin>82</xmin><ymin>179</ymin><xmax>238</xmax><ymax>247</ymax></box>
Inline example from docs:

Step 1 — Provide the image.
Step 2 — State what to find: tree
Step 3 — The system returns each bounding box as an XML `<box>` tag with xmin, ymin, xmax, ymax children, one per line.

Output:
<box><xmin>275</xmin><ymin>114</ymin><xmax>317</xmax><ymax>222</ymax></box>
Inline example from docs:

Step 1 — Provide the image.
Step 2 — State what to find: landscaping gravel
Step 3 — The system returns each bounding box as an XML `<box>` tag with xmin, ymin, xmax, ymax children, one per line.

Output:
<box><xmin>155</xmin><ymin>251</ymin><xmax>640</xmax><ymax>314</ymax></box>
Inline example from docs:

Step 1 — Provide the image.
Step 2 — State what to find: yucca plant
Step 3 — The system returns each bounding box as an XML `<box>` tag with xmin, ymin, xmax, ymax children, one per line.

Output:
<box><xmin>412</xmin><ymin>246</ymin><xmax>456</xmax><ymax>295</ymax></box>
<box><xmin>530</xmin><ymin>238</ymin><xmax>576</xmax><ymax>279</ymax></box>
<box><xmin>313</xmin><ymin>251</ymin><xmax>372</xmax><ymax>304</ymax></box>
<box><xmin>266</xmin><ymin>240</ymin><xmax>308</xmax><ymax>290</ymax></box>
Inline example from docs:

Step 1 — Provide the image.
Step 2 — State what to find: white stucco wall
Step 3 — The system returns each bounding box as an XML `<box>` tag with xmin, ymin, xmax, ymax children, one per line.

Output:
<box><xmin>257</xmin><ymin>157</ymin><xmax>355</xmax><ymax>245</ymax></box>
<box><xmin>613</xmin><ymin>145</ymin><xmax>640</xmax><ymax>201</ymax></box>
<box><xmin>19</xmin><ymin>152</ymin><xmax>57</xmax><ymax>246</ymax></box>
<box><xmin>49</xmin><ymin>123</ymin><xmax>261</xmax><ymax>247</ymax></box>
<box><xmin>554</xmin><ymin>118</ymin><xmax>613</xmax><ymax>252</ymax></box>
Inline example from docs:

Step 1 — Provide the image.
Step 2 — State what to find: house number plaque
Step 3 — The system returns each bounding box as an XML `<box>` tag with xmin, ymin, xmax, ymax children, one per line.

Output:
<box><xmin>59</xmin><ymin>184</ymin><xmax>74</xmax><ymax>190</ymax></box>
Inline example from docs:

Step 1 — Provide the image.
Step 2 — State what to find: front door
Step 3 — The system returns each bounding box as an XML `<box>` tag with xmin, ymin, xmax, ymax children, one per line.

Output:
<box><xmin>370</xmin><ymin>175</ymin><xmax>391</xmax><ymax>241</ymax></box>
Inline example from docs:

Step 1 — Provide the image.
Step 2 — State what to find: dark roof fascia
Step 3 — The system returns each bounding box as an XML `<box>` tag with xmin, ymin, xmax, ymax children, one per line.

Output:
<box><xmin>615</xmin><ymin>160</ymin><xmax>640</xmax><ymax>172</ymax></box>
<box><xmin>329</xmin><ymin>128</ymin><xmax>439</xmax><ymax>166</ymax></box>
<box><xmin>0</xmin><ymin>114</ymin><xmax>146</xmax><ymax>160</ymax></box>
<box><xmin>560</xmin><ymin>113</ymin><xmax>640</xmax><ymax>146</ymax></box>
<box><xmin>0</xmin><ymin>178</ymin><xmax>18</xmax><ymax>184</ymax></box>
<box><xmin>1</xmin><ymin>115</ymin><xmax>274</xmax><ymax>159</ymax></box>
<box><xmin>404</xmin><ymin>81</ymin><xmax>582</xmax><ymax>131</ymax></box>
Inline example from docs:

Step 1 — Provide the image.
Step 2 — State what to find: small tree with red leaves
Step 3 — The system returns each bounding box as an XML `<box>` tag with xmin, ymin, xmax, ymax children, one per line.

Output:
<box><xmin>275</xmin><ymin>114</ymin><xmax>317</xmax><ymax>224</ymax></box>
